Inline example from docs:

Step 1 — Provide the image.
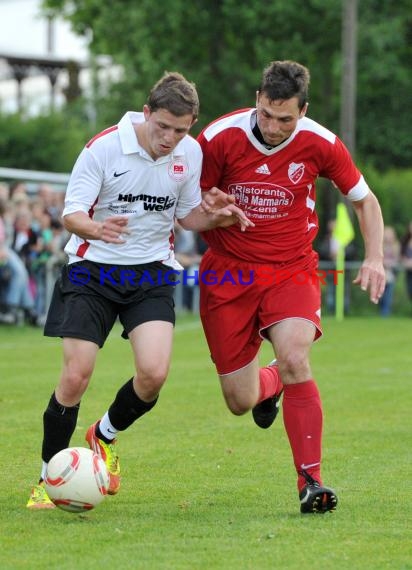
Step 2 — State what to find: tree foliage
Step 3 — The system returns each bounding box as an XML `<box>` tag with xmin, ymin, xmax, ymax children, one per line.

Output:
<box><xmin>2</xmin><ymin>0</ymin><xmax>411</xmax><ymax>191</ymax></box>
<box><xmin>40</xmin><ymin>0</ymin><xmax>411</xmax><ymax>169</ymax></box>
<box><xmin>0</xmin><ymin>110</ymin><xmax>92</xmax><ymax>172</ymax></box>
<box><xmin>357</xmin><ymin>0</ymin><xmax>412</xmax><ymax>168</ymax></box>
<box><xmin>41</xmin><ymin>0</ymin><xmax>343</xmax><ymax>130</ymax></box>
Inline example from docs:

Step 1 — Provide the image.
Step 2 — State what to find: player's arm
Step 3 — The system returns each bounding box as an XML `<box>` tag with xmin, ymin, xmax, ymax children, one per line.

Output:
<box><xmin>351</xmin><ymin>191</ymin><xmax>386</xmax><ymax>303</ymax></box>
<box><xmin>63</xmin><ymin>211</ymin><xmax>129</xmax><ymax>244</ymax></box>
<box><xmin>325</xmin><ymin>137</ymin><xmax>385</xmax><ymax>303</ymax></box>
<box><xmin>178</xmin><ymin>202</ymin><xmax>254</xmax><ymax>233</ymax></box>
<box><xmin>177</xmin><ymin>145</ymin><xmax>252</xmax><ymax>230</ymax></box>
<box><xmin>63</xmin><ymin>148</ymin><xmax>130</xmax><ymax>244</ymax></box>
<box><xmin>201</xmin><ymin>187</ymin><xmax>235</xmax><ymax>213</ymax></box>
<box><xmin>198</xmin><ymin>187</ymin><xmax>248</xmax><ymax>228</ymax></box>
<box><xmin>197</xmin><ymin>130</ymin><xmax>235</xmax><ymax>213</ymax></box>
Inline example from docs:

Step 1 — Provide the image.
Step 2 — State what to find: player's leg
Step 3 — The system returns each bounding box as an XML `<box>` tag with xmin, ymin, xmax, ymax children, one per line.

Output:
<box><xmin>95</xmin><ymin>277</ymin><xmax>175</xmax><ymax>435</ymax></box>
<box><xmin>43</xmin><ymin>338</ymin><xmax>98</xmax><ymax>472</ymax></box>
<box><xmin>95</xmin><ymin>320</ymin><xmax>173</xmax><ymax>438</ymax></box>
<box><xmin>219</xmin><ymin>357</ymin><xmax>260</xmax><ymax>415</ymax></box>
<box><xmin>87</xmin><ymin>278</ymin><xmax>175</xmax><ymax>494</ymax></box>
<box><xmin>251</xmin><ymin>359</ymin><xmax>284</xmax><ymax>429</ymax></box>
<box><xmin>267</xmin><ymin>319</ymin><xmax>337</xmax><ymax>513</ymax></box>
<box><xmin>27</xmin><ymin>338</ymin><xmax>99</xmax><ymax>509</ymax></box>
<box><xmin>218</xmin><ymin>356</ymin><xmax>282</xmax><ymax>421</ymax></box>
<box><xmin>199</xmin><ymin>250</ymin><xmax>283</xmax><ymax>423</ymax></box>
<box><xmin>130</xmin><ymin>320</ymin><xmax>174</xmax><ymax>401</ymax></box>
<box><xmin>200</xmin><ymin>291</ymin><xmax>280</xmax><ymax>418</ymax></box>
<box><xmin>87</xmin><ymin>321</ymin><xmax>173</xmax><ymax>495</ymax></box>
<box><xmin>28</xmin><ymin>266</ymin><xmax>117</xmax><ymax>508</ymax></box>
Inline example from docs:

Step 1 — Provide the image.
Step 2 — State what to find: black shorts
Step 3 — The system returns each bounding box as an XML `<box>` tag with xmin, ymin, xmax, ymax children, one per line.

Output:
<box><xmin>44</xmin><ymin>260</ymin><xmax>176</xmax><ymax>347</ymax></box>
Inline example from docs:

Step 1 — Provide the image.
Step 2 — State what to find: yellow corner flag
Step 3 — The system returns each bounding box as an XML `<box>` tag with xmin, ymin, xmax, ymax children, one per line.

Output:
<box><xmin>333</xmin><ymin>202</ymin><xmax>355</xmax><ymax>247</ymax></box>
<box><xmin>333</xmin><ymin>203</ymin><xmax>355</xmax><ymax>321</ymax></box>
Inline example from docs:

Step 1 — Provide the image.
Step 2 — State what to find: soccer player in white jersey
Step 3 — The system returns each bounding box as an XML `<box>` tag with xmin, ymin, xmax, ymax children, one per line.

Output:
<box><xmin>27</xmin><ymin>71</ymin><xmax>252</xmax><ymax>509</ymax></box>
<box><xmin>197</xmin><ymin>60</ymin><xmax>386</xmax><ymax>513</ymax></box>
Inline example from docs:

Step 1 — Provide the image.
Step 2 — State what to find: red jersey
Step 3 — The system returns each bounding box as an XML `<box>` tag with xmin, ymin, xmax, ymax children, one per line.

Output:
<box><xmin>197</xmin><ymin>108</ymin><xmax>370</xmax><ymax>265</ymax></box>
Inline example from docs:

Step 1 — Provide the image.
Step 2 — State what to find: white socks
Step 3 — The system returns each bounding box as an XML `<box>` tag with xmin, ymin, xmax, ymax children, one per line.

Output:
<box><xmin>98</xmin><ymin>412</ymin><xmax>118</xmax><ymax>441</ymax></box>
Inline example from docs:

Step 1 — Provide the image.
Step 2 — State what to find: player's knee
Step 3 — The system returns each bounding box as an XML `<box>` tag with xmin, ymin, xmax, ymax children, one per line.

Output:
<box><xmin>278</xmin><ymin>351</ymin><xmax>310</xmax><ymax>381</ymax></box>
<box><xmin>59</xmin><ymin>368</ymin><xmax>91</xmax><ymax>400</ymax></box>
<box><xmin>224</xmin><ymin>392</ymin><xmax>253</xmax><ymax>415</ymax></box>
<box><xmin>137</xmin><ymin>365</ymin><xmax>168</xmax><ymax>395</ymax></box>
<box><xmin>228</xmin><ymin>404</ymin><xmax>249</xmax><ymax>416</ymax></box>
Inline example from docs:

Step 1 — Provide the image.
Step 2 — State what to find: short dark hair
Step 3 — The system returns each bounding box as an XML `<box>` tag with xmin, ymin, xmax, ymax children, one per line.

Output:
<box><xmin>147</xmin><ymin>71</ymin><xmax>199</xmax><ymax>119</ymax></box>
<box><xmin>259</xmin><ymin>60</ymin><xmax>310</xmax><ymax>110</ymax></box>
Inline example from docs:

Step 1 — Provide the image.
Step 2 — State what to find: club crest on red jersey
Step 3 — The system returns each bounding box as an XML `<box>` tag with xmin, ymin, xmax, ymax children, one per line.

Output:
<box><xmin>288</xmin><ymin>162</ymin><xmax>305</xmax><ymax>184</ymax></box>
<box><xmin>168</xmin><ymin>159</ymin><xmax>188</xmax><ymax>181</ymax></box>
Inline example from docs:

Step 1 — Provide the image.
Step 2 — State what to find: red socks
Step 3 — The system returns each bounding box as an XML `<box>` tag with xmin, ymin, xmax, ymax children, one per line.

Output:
<box><xmin>258</xmin><ymin>370</ymin><xmax>324</xmax><ymax>492</ymax></box>
<box><xmin>258</xmin><ymin>365</ymin><xmax>283</xmax><ymax>402</ymax></box>
<box><xmin>282</xmin><ymin>380</ymin><xmax>323</xmax><ymax>492</ymax></box>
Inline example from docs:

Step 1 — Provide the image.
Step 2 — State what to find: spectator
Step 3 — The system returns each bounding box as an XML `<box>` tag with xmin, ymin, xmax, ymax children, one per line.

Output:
<box><xmin>400</xmin><ymin>221</ymin><xmax>412</xmax><ymax>309</ymax></box>
<box><xmin>0</xmin><ymin>200</ymin><xmax>38</xmax><ymax>325</ymax></box>
<box><xmin>9</xmin><ymin>181</ymin><xmax>28</xmax><ymax>202</ymax></box>
<box><xmin>0</xmin><ymin>182</ymin><xmax>67</xmax><ymax>324</ymax></box>
<box><xmin>30</xmin><ymin>199</ymin><xmax>47</xmax><ymax>233</ymax></box>
<box><xmin>28</xmin><ymin>209</ymin><xmax>67</xmax><ymax>319</ymax></box>
<box><xmin>12</xmin><ymin>209</ymin><xmax>37</xmax><ymax>268</ymax></box>
<box><xmin>0</xmin><ymin>191</ymin><xmax>14</xmax><ymax>244</ymax></box>
<box><xmin>29</xmin><ymin>209</ymin><xmax>55</xmax><ymax>317</ymax></box>
<box><xmin>0</xmin><ymin>200</ymin><xmax>13</xmax><ymax>322</ymax></box>
<box><xmin>0</xmin><ymin>182</ymin><xmax>10</xmax><ymax>202</ymax></box>
<box><xmin>37</xmin><ymin>183</ymin><xmax>64</xmax><ymax>221</ymax></box>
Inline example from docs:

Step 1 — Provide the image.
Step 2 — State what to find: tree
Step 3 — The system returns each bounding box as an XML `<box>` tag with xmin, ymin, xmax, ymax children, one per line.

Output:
<box><xmin>0</xmin><ymin>111</ymin><xmax>92</xmax><ymax>172</ymax></box>
<box><xmin>41</xmin><ymin>0</ymin><xmax>342</xmax><ymax>130</ymax></box>
<box><xmin>37</xmin><ymin>0</ymin><xmax>412</xmax><ymax>169</ymax></box>
<box><xmin>356</xmin><ymin>0</ymin><xmax>412</xmax><ymax>168</ymax></box>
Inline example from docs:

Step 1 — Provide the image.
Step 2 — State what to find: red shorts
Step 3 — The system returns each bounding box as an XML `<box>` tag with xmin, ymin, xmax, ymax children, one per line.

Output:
<box><xmin>199</xmin><ymin>249</ymin><xmax>322</xmax><ymax>374</ymax></box>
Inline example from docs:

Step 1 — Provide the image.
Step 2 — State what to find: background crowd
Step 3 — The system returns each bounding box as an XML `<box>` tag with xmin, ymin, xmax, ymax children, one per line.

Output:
<box><xmin>1</xmin><ymin>179</ymin><xmax>411</xmax><ymax>325</ymax></box>
<box><xmin>0</xmin><ymin>181</ymin><xmax>67</xmax><ymax>325</ymax></box>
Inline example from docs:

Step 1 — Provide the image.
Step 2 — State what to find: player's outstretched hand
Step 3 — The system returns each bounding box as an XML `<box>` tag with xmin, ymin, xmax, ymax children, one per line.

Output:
<box><xmin>353</xmin><ymin>259</ymin><xmax>386</xmax><ymax>304</ymax></box>
<box><xmin>201</xmin><ymin>187</ymin><xmax>236</xmax><ymax>213</ymax></box>
<box><xmin>213</xmin><ymin>203</ymin><xmax>255</xmax><ymax>232</ymax></box>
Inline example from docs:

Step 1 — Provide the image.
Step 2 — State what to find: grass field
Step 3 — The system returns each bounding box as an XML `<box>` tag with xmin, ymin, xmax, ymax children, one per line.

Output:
<box><xmin>0</xmin><ymin>315</ymin><xmax>411</xmax><ymax>570</ymax></box>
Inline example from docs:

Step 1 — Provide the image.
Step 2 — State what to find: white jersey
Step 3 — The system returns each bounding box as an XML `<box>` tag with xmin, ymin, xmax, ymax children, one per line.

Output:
<box><xmin>63</xmin><ymin>111</ymin><xmax>202</xmax><ymax>267</ymax></box>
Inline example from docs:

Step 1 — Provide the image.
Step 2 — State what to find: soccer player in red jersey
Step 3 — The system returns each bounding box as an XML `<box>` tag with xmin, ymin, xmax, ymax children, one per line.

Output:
<box><xmin>197</xmin><ymin>60</ymin><xmax>386</xmax><ymax>513</ymax></box>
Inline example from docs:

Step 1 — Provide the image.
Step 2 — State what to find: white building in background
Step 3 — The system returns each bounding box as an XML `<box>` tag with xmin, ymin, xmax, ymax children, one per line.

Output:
<box><xmin>0</xmin><ymin>0</ymin><xmax>114</xmax><ymax>115</ymax></box>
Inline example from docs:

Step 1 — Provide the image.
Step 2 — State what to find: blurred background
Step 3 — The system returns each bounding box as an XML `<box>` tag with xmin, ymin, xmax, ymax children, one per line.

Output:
<box><xmin>0</xmin><ymin>0</ymin><xmax>411</xmax><ymax>323</ymax></box>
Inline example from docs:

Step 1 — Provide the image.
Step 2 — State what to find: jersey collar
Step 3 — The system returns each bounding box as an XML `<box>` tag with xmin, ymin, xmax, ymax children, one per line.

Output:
<box><xmin>117</xmin><ymin>111</ymin><xmax>145</xmax><ymax>155</ymax></box>
<box><xmin>117</xmin><ymin>111</ymin><xmax>187</xmax><ymax>161</ymax></box>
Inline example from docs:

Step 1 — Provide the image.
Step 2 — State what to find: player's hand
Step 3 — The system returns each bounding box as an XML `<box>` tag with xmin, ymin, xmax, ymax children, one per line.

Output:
<box><xmin>98</xmin><ymin>216</ymin><xmax>130</xmax><ymax>244</ymax></box>
<box><xmin>213</xmin><ymin>203</ymin><xmax>255</xmax><ymax>232</ymax></box>
<box><xmin>353</xmin><ymin>259</ymin><xmax>386</xmax><ymax>304</ymax></box>
<box><xmin>201</xmin><ymin>187</ymin><xmax>236</xmax><ymax>213</ymax></box>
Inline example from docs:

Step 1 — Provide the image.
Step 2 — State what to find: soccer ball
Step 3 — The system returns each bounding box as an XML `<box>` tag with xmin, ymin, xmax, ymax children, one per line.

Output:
<box><xmin>44</xmin><ymin>447</ymin><xmax>109</xmax><ymax>513</ymax></box>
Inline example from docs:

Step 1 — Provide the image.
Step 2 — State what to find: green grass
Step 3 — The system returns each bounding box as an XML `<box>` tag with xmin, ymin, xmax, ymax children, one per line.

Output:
<box><xmin>1</xmin><ymin>315</ymin><xmax>411</xmax><ymax>570</ymax></box>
